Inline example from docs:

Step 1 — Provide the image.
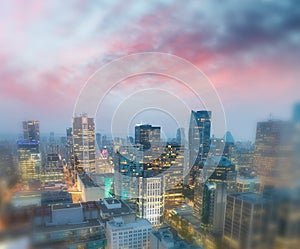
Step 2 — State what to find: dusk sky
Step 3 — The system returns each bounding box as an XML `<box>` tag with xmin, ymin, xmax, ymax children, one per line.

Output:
<box><xmin>0</xmin><ymin>0</ymin><xmax>299</xmax><ymax>141</ymax></box>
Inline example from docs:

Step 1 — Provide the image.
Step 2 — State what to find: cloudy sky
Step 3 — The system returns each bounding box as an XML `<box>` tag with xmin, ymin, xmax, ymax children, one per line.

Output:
<box><xmin>0</xmin><ymin>0</ymin><xmax>299</xmax><ymax>141</ymax></box>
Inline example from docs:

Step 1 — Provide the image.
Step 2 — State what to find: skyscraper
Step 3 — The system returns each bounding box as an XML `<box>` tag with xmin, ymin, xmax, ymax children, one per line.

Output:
<box><xmin>66</xmin><ymin>127</ymin><xmax>73</xmax><ymax>163</ymax></box>
<box><xmin>73</xmin><ymin>114</ymin><xmax>96</xmax><ymax>173</ymax></box>
<box><xmin>197</xmin><ymin>156</ymin><xmax>236</xmax><ymax>234</ymax></box>
<box><xmin>17</xmin><ymin>140</ymin><xmax>41</xmax><ymax>183</ymax></box>
<box><xmin>254</xmin><ymin>120</ymin><xmax>293</xmax><ymax>188</ymax></box>
<box><xmin>137</xmin><ymin>176</ymin><xmax>164</xmax><ymax>227</ymax></box>
<box><xmin>201</xmin><ymin>182</ymin><xmax>227</xmax><ymax>234</ymax></box>
<box><xmin>188</xmin><ymin>110</ymin><xmax>211</xmax><ymax>169</ymax></box>
<box><xmin>23</xmin><ymin>120</ymin><xmax>40</xmax><ymax>142</ymax></box>
<box><xmin>176</xmin><ymin>127</ymin><xmax>186</xmax><ymax>146</ymax></box>
<box><xmin>18</xmin><ymin>121</ymin><xmax>41</xmax><ymax>183</ymax></box>
<box><xmin>135</xmin><ymin>124</ymin><xmax>161</xmax><ymax>150</ymax></box>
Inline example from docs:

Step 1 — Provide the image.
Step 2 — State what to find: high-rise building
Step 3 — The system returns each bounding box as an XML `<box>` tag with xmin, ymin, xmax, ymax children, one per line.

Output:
<box><xmin>17</xmin><ymin>141</ymin><xmax>41</xmax><ymax>183</ymax></box>
<box><xmin>194</xmin><ymin>156</ymin><xmax>236</xmax><ymax>234</ymax></box>
<box><xmin>223</xmin><ymin>192</ymin><xmax>275</xmax><ymax>249</ymax></box>
<box><xmin>23</xmin><ymin>121</ymin><xmax>40</xmax><ymax>142</ymax></box>
<box><xmin>201</xmin><ymin>182</ymin><xmax>227</xmax><ymax>234</ymax></box>
<box><xmin>135</xmin><ymin>124</ymin><xmax>161</xmax><ymax>150</ymax></box>
<box><xmin>40</xmin><ymin>153</ymin><xmax>64</xmax><ymax>184</ymax></box>
<box><xmin>73</xmin><ymin>114</ymin><xmax>96</xmax><ymax>173</ymax></box>
<box><xmin>176</xmin><ymin>127</ymin><xmax>186</xmax><ymax>146</ymax></box>
<box><xmin>18</xmin><ymin>121</ymin><xmax>41</xmax><ymax>184</ymax></box>
<box><xmin>137</xmin><ymin>176</ymin><xmax>164</xmax><ymax>227</ymax></box>
<box><xmin>188</xmin><ymin>110</ymin><xmax>211</xmax><ymax>168</ymax></box>
<box><xmin>96</xmin><ymin>132</ymin><xmax>102</xmax><ymax>150</ymax></box>
<box><xmin>66</xmin><ymin>128</ymin><xmax>73</xmax><ymax>163</ymax></box>
<box><xmin>254</xmin><ymin>120</ymin><xmax>293</xmax><ymax>188</ymax></box>
<box><xmin>293</xmin><ymin>102</ymin><xmax>300</xmax><ymax>123</ymax></box>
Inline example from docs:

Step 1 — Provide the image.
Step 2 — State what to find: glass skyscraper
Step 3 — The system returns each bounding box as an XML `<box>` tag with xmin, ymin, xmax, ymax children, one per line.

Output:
<box><xmin>73</xmin><ymin>114</ymin><xmax>96</xmax><ymax>173</ymax></box>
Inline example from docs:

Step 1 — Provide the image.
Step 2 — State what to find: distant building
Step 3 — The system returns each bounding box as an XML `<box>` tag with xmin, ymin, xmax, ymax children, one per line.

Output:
<box><xmin>18</xmin><ymin>121</ymin><xmax>42</xmax><ymax>184</ymax></box>
<box><xmin>293</xmin><ymin>102</ymin><xmax>300</xmax><ymax>123</ymax></box>
<box><xmin>17</xmin><ymin>140</ymin><xmax>41</xmax><ymax>183</ymax></box>
<box><xmin>188</xmin><ymin>110</ymin><xmax>211</xmax><ymax>168</ymax></box>
<box><xmin>188</xmin><ymin>110</ymin><xmax>211</xmax><ymax>187</ymax></box>
<box><xmin>40</xmin><ymin>153</ymin><xmax>64</xmax><ymax>184</ymax></box>
<box><xmin>23</xmin><ymin>120</ymin><xmax>40</xmax><ymax>142</ymax></box>
<box><xmin>66</xmin><ymin>127</ymin><xmax>73</xmax><ymax>163</ymax></box>
<box><xmin>135</xmin><ymin>124</ymin><xmax>161</xmax><ymax>150</ymax></box>
<box><xmin>73</xmin><ymin>114</ymin><xmax>96</xmax><ymax>173</ymax></box>
<box><xmin>254</xmin><ymin>120</ymin><xmax>293</xmax><ymax>188</ymax></box>
<box><xmin>176</xmin><ymin>127</ymin><xmax>186</xmax><ymax>146</ymax></box>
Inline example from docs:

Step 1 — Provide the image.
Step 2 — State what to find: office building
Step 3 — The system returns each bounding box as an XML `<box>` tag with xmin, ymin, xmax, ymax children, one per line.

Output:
<box><xmin>137</xmin><ymin>176</ymin><xmax>164</xmax><ymax>227</ymax></box>
<box><xmin>188</xmin><ymin>110</ymin><xmax>211</xmax><ymax>168</ymax></box>
<box><xmin>254</xmin><ymin>120</ymin><xmax>293</xmax><ymax>188</ymax></box>
<box><xmin>106</xmin><ymin>217</ymin><xmax>152</xmax><ymax>249</ymax></box>
<box><xmin>66</xmin><ymin>127</ymin><xmax>73</xmax><ymax>163</ymax></box>
<box><xmin>236</xmin><ymin>176</ymin><xmax>261</xmax><ymax>193</ymax></box>
<box><xmin>23</xmin><ymin>120</ymin><xmax>40</xmax><ymax>142</ymax></box>
<box><xmin>223</xmin><ymin>192</ymin><xmax>275</xmax><ymax>249</ymax></box>
<box><xmin>135</xmin><ymin>124</ymin><xmax>161</xmax><ymax>150</ymax></box>
<box><xmin>77</xmin><ymin>173</ymin><xmax>103</xmax><ymax>202</ymax></box>
<box><xmin>176</xmin><ymin>127</ymin><xmax>186</xmax><ymax>146</ymax></box>
<box><xmin>201</xmin><ymin>182</ymin><xmax>227</xmax><ymax>234</ymax></box>
<box><xmin>194</xmin><ymin>156</ymin><xmax>236</xmax><ymax>234</ymax></box>
<box><xmin>17</xmin><ymin>140</ymin><xmax>41</xmax><ymax>183</ymax></box>
<box><xmin>31</xmin><ymin>203</ymin><xmax>106</xmax><ymax>249</ymax></box>
<box><xmin>40</xmin><ymin>153</ymin><xmax>64</xmax><ymax>184</ymax></box>
<box><xmin>73</xmin><ymin>114</ymin><xmax>96</xmax><ymax>173</ymax></box>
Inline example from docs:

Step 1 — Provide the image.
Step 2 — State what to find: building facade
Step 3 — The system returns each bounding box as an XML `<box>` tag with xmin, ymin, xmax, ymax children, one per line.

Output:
<box><xmin>73</xmin><ymin>114</ymin><xmax>96</xmax><ymax>173</ymax></box>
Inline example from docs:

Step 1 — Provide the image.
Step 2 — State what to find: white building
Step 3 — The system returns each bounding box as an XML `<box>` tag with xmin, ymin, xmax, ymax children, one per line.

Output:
<box><xmin>106</xmin><ymin>217</ymin><xmax>152</xmax><ymax>249</ymax></box>
<box><xmin>77</xmin><ymin>173</ymin><xmax>103</xmax><ymax>202</ymax></box>
<box><xmin>137</xmin><ymin>176</ymin><xmax>164</xmax><ymax>227</ymax></box>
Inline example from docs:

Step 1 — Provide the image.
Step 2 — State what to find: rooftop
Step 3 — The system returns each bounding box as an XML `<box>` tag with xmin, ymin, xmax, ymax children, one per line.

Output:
<box><xmin>52</xmin><ymin>203</ymin><xmax>81</xmax><ymax>210</ymax></box>
<box><xmin>229</xmin><ymin>192</ymin><xmax>270</xmax><ymax>205</ymax></box>
<box><xmin>78</xmin><ymin>173</ymin><xmax>100</xmax><ymax>188</ymax></box>
<box><xmin>98</xmin><ymin>198</ymin><xmax>134</xmax><ymax>217</ymax></box>
<box><xmin>34</xmin><ymin>219</ymin><xmax>104</xmax><ymax>233</ymax></box>
<box><xmin>107</xmin><ymin>218</ymin><xmax>151</xmax><ymax>230</ymax></box>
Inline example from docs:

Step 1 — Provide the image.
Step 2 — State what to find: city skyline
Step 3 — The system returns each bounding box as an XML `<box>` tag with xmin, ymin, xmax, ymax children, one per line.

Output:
<box><xmin>1</xmin><ymin>0</ymin><xmax>300</xmax><ymax>141</ymax></box>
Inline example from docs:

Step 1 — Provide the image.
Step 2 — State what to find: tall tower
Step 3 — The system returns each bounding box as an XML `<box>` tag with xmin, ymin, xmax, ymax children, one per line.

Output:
<box><xmin>23</xmin><ymin>121</ymin><xmax>40</xmax><ymax>142</ymax></box>
<box><xmin>137</xmin><ymin>176</ymin><xmax>164</xmax><ymax>227</ymax></box>
<box><xmin>135</xmin><ymin>124</ymin><xmax>161</xmax><ymax>150</ymax></box>
<box><xmin>196</xmin><ymin>156</ymin><xmax>236</xmax><ymax>234</ymax></box>
<box><xmin>72</xmin><ymin>114</ymin><xmax>96</xmax><ymax>173</ymax></box>
<box><xmin>18</xmin><ymin>121</ymin><xmax>41</xmax><ymax>184</ymax></box>
<box><xmin>188</xmin><ymin>110</ymin><xmax>211</xmax><ymax>168</ymax></box>
<box><xmin>254</xmin><ymin>120</ymin><xmax>293</xmax><ymax>188</ymax></box>
<box><xmin>66</xmin><ymin>127</ymin><xmax>73</xmax><ymax>163</ymax></box>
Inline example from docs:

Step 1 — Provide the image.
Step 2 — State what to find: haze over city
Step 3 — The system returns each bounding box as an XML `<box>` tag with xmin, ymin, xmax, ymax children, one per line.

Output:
<box><xmin>1</xmin><ymin>0</ymin><xmax>300</xmax><ymax>141</ymax></box>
